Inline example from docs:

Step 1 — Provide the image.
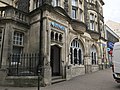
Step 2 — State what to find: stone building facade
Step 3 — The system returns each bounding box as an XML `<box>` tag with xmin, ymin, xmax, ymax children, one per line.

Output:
<box><xmin>0</xmin><ymin>0</ymin><xmax>105</xmax><ymax>86</ymax></box>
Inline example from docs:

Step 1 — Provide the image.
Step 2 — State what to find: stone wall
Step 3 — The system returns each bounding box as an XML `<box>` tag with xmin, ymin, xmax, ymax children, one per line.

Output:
<box><xmin>92</xmin><ymin>65</ymin><xmax>99</xmax><ymax>72</ymax></box>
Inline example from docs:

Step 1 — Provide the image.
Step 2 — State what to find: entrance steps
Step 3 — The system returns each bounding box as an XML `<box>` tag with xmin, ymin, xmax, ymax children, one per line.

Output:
<box><xmin>52</xmin><ymin>76</ymin><xmax>66</xmax><ymax>84</ymax></box>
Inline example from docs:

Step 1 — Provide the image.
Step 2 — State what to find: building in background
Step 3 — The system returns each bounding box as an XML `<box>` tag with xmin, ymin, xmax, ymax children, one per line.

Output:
<box><xmin>104</xmin><ymin>25</ymin><xmax>120</xmax><ymax>67</ymax></box>
<box><xmin>106</xmin><ymin>20</ymin><xmax>120</xmax><ymax>37</ymax></box>
<box><xmin>0</xmin><ymin>0</ymin><xmax>106</xmax><ymax>86</ymax></box>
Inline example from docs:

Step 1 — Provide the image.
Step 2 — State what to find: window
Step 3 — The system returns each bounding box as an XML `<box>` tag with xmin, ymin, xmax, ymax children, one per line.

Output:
<box><xmin>72</xmin><ymin>8</ymin><xmax>77</xmax><ymax>19</ymax></box>
<box><xmin>90</xmin><ymin>13</ymin><xmax>95</xmax><ymax>30</ymax></box>
<box><xmin>51</xmin><ymin>31</ymin><xmax>54</xmax><ymax>40</ymax></box>
<box><xmin>59</xmin><ymin>34</ymin><xmax>62</xmax><ymax>42</ymax></box>
<box><xmin>36</xmin><ymin>0</ymin><xmax>40</xmax><ymax>8</ymax></box>
<box><xmin>90</xmin><ymin>21</ymin><xmax>94</xmax><ymax>30</ymax></box>
<box><xmin>12</xmin><ymin>32</ymin><xmax>24</xmax><ymax>63</ymax></box>
<box><xmin>91</xmin><ymin>45</ymin><xmax>97</xmax><ymax>65</ymax></box>
<box><xmin>52</xmin><ymin>0</ymin><xmax>59</xmax><ymax>6</ymax></box>
<box><xmin>70</xmin><ymin>39</ymin><xmax>83</xmax><ymax>65</ymax></box>
<box><xmin>50</xmin><ymin>31</ymin><xmax>63</xmax><ymax>42</ymax></box>
<box><xmin>90</xmin><ymin>13</ymin><xmax>94</xmax><ymax>20</ymax></box>
<box><xmin>91</xmin><ymin>52</ymin><xmax>94</xmax><ymax>64</ymax></box>
<box><xmin>72</xmin><ymin>0</ymin><xmax>77</xmax><ymax>6</ymax></box>
<box><xmin>92</xmin><ymin>52</ymin><xmax>97</xmax><ymax>64</ymax></box>
<box><xmin>78</xmin><ymin>49</ymin><xmax>82</xmax><ymax>64</ymax></box>
<box><xmin>33</xmin><ymin>0</ymin><xmax>40</xmax><ymax>9</ymax></box>
<box><xmin>55</xmin><ymin>33</ymin><xmax>58</xmax><ymax>41</ymax></box>
<box><xmin>13</xmin><ymin>32</ymin><xmax>23</xmax><ymax>46</ymax></box>
<box><xmin>74</xmin><ymin>49</ymin><xmax>77</xmax><ymax>64</ymax></box>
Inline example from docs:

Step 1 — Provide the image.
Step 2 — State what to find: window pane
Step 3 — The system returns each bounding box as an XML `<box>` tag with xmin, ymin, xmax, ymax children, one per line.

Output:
<box><xmin>13</xmin><ymin>32</ymin><xmax>23</xmax><ymax>46</ymax></box>
<box><xmin>92</xmin><ymin>52</ymin><xmax>94</xmax><ymax>64</ymax></box>
<box><xmin>72</xmin><ymin>9</ymin><xmax>76</xmax><ymax>19</ymax></box>
<box><xmin>70</xmin><ymin>48</ymin><xmax>73</xmax><ymax>64</ymax></box>
<box><xmin>74</xmin><ymin>49</ymin><xmax>77</xmax><ymax>64</ymax></box>
<box><xmin>70</xmin><ymin>39</ymin><xmax>83</xmax><ymax>65</ymax></box>
<box><xmin>72</xmin><ymin>0</ymin><xmax>77</xmax><ymax>6</ymax></box>
<box><xmin>79</xmin><ymin>49</ymin><xmax>81</xmax><ymax>64</ymax></box>
<box><xmin>52</xmin><ymin>0</ymin><xmax>59</xmax><ymax>6</ymax></box>
<box><xmin>90</xmin><ymin>22</ymin><xmax>94</xmax><ymax>30</ymax></box>
<box><xmin>90</xmin><ymin>14</ymin><xmax>94</xmax><ymax>20</ymax></box>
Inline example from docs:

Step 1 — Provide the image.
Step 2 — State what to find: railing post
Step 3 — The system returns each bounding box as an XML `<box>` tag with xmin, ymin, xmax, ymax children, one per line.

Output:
<box><xmin>38</xmin><ymin>69</ymin><xmax>41</xmax><ymax>90</ymax></box>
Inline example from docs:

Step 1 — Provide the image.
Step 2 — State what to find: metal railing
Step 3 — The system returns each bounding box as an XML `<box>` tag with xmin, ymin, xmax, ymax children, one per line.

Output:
<box><xmin>8</xmin><ymin>53</ymin><xmax>39</xmax><ymax>76</ymax></box>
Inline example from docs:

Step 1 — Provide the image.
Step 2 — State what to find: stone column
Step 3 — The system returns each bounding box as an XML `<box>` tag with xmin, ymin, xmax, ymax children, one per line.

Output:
<box><xmin>40</xmin><ymin>10</ymin><xmax>51</xmax><ymax>86</ymax></box>
<box><xmin>0</xmin><ymin>22</ymin><xmax>13</xmax><ymax>85</ymax></box>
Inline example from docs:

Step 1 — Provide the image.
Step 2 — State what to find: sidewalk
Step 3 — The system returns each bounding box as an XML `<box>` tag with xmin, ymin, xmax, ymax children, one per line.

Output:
<box><xmin>0</xmin><ymin>68</ymin><xmax>116</xmax><ymax>90</ymax></box>
<box><xmin>0</xmin><ymin>86</ymin><xmax>38</xmax><ymax>90</ymax></box>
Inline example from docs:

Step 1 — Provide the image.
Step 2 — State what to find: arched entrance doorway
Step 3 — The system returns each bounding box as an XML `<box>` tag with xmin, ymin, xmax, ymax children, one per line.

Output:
<box><xmin>50</xmin><ymin>45</ymin><xmax>61</xmax><ymax>76</ymax></box>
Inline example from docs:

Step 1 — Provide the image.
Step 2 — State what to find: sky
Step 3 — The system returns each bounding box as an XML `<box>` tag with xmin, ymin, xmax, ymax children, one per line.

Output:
<box><xmin>103</xmin><ymin>0</ymin><xmax>120</xmax><ymax>23</ymax></box>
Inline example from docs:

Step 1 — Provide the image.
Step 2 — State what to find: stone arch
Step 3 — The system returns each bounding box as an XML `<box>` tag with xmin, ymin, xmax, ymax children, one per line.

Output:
<box><xmin>70</xmin><ymin>37</ymin><xmax>86</xmax><ymax>55</ymax></box>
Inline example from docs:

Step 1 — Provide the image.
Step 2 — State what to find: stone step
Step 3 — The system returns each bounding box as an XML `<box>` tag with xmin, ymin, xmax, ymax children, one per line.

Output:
<box><xmin>51</xmin><ymin>78</ymin><xmax>66</xmax><ymax>84</ymax></box>
<box><xmin>52</xmin><ymin>76</ymin><xmax>62</xmax><ymax>80</ymax></box>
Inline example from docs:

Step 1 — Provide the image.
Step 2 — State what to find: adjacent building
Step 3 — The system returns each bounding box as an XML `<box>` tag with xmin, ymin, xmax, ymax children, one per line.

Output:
<box><xmin>106</xmin><ymin>20</ymin><xmax>120</xmax><ymax>37</ymax></box>
<box><xmin>104</xmin><ymin>25</ymin><xmax>120</xmax><ymax>67</ymax></box>
<box><xmin>0</xmin><ymin>0</ymin><xmax>106</xmax><ymax>86</ymax></box>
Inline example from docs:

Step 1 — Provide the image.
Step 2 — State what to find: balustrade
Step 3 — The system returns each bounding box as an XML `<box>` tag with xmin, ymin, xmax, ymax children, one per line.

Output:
<box><xmin>0</xmin><ymin>6</ymin><xmax>29</xmax><ymax>24</ymax></box>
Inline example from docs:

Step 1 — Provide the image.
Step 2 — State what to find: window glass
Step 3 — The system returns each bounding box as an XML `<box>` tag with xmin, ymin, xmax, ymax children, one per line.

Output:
<box><xmin>72</xmin><ymin>0</ymin><xmax>77</xmax><ymax>6</ymax></box>
<box><xmin>90</xmin><ymin>14</ymin><xmax>94</xmax><ymax>20</ymax></box>
<box><xmin>90</xmin><ymin>22</ymin><xmax>94</xmax><ymax>30</ymax></box>
<box><xmin>72</xmin><ymin>9</ymin><xmax>77</xmax><ymax>19</ymax></box>
<box><xmin>13</xmin><ymin>32</ymin><xmax>23</xmax><ymax>46</ymax></box>
<box><xmin>52</xmin><ymin>0</ymin><xmax>59</xmax><ymax>6</ymax></box>
<box><xmin>70</xmin><ymin>39</ymin><xmax>83</xmax><ymax>65</ymax></box>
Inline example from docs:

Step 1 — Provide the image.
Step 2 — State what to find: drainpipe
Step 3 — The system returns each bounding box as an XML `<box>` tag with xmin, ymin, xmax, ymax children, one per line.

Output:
<box><xmin>38</xmin><ymin>0</ymin><xmax>43</xmax><ymax>90</ymax></box>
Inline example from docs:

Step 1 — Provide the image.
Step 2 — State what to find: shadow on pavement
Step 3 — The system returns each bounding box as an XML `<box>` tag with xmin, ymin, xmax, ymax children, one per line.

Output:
<box><xmin>115</xmin><ymin>85</ymin><xmax>120</xmax><ymax>89</ymax></box>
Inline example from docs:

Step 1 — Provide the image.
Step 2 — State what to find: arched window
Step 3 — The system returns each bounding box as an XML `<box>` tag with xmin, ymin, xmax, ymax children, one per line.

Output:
<box><xmin>70</xmin><ymin>39</ymin><xmax>84</xmax><ymax>65</ymax></box>
<box><xmin>55</xmin><ymin>33</ymin><xmax>58</xmax><ymax>41</ymax></box>
<box><xmin>59</xmin><ymin>34</ymin><xmax>62</xmax><ymax>42</ymax></box>
<box><xmin>51</xmin><ymin>31</ymin><xmax>54</xmax><ymax>40</ymax></box>
<box><xmin>91</xmin><ymin>45</ymin><xmax>97</xmax><ymax>65</ymax></box>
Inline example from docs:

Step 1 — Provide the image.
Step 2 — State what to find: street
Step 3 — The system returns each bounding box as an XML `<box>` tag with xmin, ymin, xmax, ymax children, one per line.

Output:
<box><xmin>0</xmin><ymin>68</ymin><xmax>120</xmax><ymax>90</ymax></box>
